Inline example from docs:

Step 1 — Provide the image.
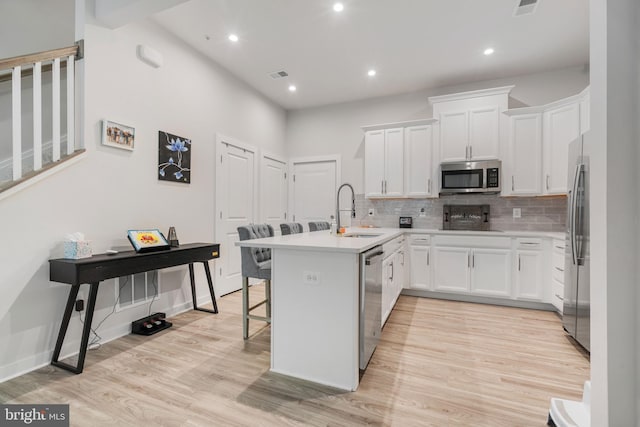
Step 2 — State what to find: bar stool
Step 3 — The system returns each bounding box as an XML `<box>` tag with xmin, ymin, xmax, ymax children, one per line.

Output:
<box><xmin>308</xmin><ymin>221</ymin><xmax>330</xmax><ymax>231</ymax></box>
<box><xmin>237</xmin><ymin>224</ymin><xmax>274</xmax><ymax>339</ymax></box>
<box><xmin>280</xmin><ymin>222</ymin><xmax>303</xmax><ymax>235</ymax></box>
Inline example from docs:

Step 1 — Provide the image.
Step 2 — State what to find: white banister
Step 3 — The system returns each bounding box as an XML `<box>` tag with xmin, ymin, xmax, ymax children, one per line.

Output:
<box><xmin>52</xmin><ymin>57</ymin><xmax>60</xmax><ymax>162</ymax></box>
<box><xmin>66</xmin><ymin>55</ymin><xmax>74</xmax><ymax>155</ymax></box>
<box><xmin>12</xmin><ymin>66</ymin><xmax>22</xmax><ymax>180</ymax></box>
<box><xmin>33</xmin><ymin>61</ymin><xmax>42</xmax><ymax>171</ymax></box>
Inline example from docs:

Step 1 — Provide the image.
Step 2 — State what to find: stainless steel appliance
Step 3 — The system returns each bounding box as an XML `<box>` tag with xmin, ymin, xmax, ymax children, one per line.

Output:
<box><xmin>443</xmin><ymin>204</ymin><xmax>491</xmax><ymax>231</ymax></box>
<box><xmin>440</xmin><ymin>159</ymin><xmax>501</xmax><ymax>194</ymax></box>
<box><xmin>563</xmin><ymin>135</ymin><xmax>590</xmax><ymax>351</ymax></box>
<box><xmin>360</xmin><ymin>245</ymin><xmax>383</xmax><ymax>370</ymax></box>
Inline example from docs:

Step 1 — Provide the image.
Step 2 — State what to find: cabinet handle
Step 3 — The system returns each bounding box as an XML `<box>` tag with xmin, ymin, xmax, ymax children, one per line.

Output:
<box><xmin>512</xmin><ymin>176</ymin><xmax>515</xmax><ymax>191</ymax></box>
<box><xmin>428</xmin><ymin>178</ymin><xmax>431</xmax><ymax>194</ymax></box>
<box><xmin>427</xmin><ymin>251</ymin><xmax>430</xmax><ymax>266</ymax></box>
<box><xmin>468</xmin><ymin>253</ymin><xmax>470</xmax><ymax>268</ymax></box>
<box><xmin>390</xmin><ymin>262</ymin><xmax>394</xmax><ymax>281</ymax></box>
<box><xmin>518</xmin><ymin>255</ymin><xmax>521</xmax><ymax>271</ymax></box>
<box><xmin>469</xmin><ymin>146</ymin><xmax>473</xmax><ymax>159</ymax></box>
<box><xmin>381</xmin><ymin>180</ymin><xmax>384</xmax><ymax>194</ymax></box>
<box><xmin>401</xmin><ymin>251</ymin><xmax>405</xmax><ymax>266</ymax></box>
<box><xmin>546</xmin><ymin>175</ymin><xmax>550</xmax><ymax>190</ymax></box>
<box><xmin>555</xmin><ymin>266</ymin><xmax>564</xmax><ymax>272</ymax></box>
<box><xmin>555</xmin><ymin>293</ymin><xmax>564</xmax><ymax>301</ymax></box>
<box><xmin>465</xmin><ymin>146</ymin><xmax>469</xmax><ymax>159</ymax></box>
<box><xmin>472</xmin><ymin>253</ymin><xmax>475</xmax><ymax>268</ymax></box>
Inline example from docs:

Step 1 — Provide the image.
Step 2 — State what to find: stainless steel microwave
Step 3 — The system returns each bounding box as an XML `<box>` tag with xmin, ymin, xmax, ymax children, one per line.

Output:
<box><xmin>440</xmin><ymin>160</ymin><xmax>501</xmax><ymax>194</ymax></box>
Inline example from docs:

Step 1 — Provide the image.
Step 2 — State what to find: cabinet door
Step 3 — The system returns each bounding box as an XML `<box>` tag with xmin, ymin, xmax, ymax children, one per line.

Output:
<box><xmin>470</xmin><ymin>248</ymin><xmax>511</xmax><ymax>297</ymax></box>
<box><xmin>439</xmin><ymin>111</ymin><xmax>469</xmax><ymax>162</ymax></box>
<box><xmin>543</xmin><ymin>103</ymin><xmax>580</xmax><ymax>194</ymax></box>
<box><xmin>468</xmin><ymin>106</ymin><xmax>500</xmax><ymax>160</ymax></box>
<box><xmin>409</xmin><ymin>244</ymin><xmax>430</xmax><ymax>290</ymax></box>
<box><xmin>405</xmin><ymin>125</ymin><xmax>434</xmax><ymax>197</ymax></box>
<box><xmin>508</xmin><ymin>113</ymin><xmax>542</xmax><ymax>195</ymax></box>
<box><xmin>384</xmin><ymin>128</ymin><xmax>404</xmax><ymax>196</ymax></box>
<box><xmin>364</xmin><ymin>130</ymin><xmax>385</xmax><ymax>197</ymax></box>
<box><xmin>515</xmin><ymin>250</ymin><xmax>543</xmax><ymax>300</ymax></box>
<box><xmin>381</xmin><ymin>255</ymin><xmax>394</xmax><ymax>326</ymax></box>
<box><xmin>433</xmin><ymin>246</ymin><xmax>470</xmax><ymax>292</ymax></box>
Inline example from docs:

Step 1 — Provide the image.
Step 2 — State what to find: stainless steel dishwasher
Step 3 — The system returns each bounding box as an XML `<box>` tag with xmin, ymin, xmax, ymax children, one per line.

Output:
<box><xmin>360</xmin><ymin>245</ymin><xmax>383</xmax><ymax>370</ymax></box>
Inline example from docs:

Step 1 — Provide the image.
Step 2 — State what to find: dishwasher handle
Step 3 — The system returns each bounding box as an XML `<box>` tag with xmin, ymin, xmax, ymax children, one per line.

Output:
<box><xmin>365</xmin><ymin>250</ymin><xmax>384</xmax><ymax>265</ymax></box>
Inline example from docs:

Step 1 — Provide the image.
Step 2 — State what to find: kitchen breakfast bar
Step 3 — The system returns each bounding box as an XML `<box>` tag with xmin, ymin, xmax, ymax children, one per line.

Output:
<box><xmin>236</xmin><ymin>228</ymin><xmax>401</xmax><ymax>391</ymax></box>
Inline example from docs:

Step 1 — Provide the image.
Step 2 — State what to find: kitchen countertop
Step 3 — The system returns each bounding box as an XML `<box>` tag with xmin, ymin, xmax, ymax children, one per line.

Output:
<box><xmin>235</xmin><ymin>227</ymin><xmax>565</xmax><ymax>253</ymax></box>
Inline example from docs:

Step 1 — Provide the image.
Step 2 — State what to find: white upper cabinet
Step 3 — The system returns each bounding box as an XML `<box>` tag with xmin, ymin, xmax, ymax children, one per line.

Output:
<box><xmin>404</xmin><ymin>124</ymin><xmax>435</xmax><ymax>197</ymax></box>
<box><xmin>504</xmin><ymin>112</ymin><xmax>543</xmax><ymax>196</ymax></box>
<box><xmin>429</xmin><ymin>86</ymin><xmax>512</xmax><ymax>163</ymax></box>
<box><xmin>364</xmin><ymin>127</ymin><xmax>403</xmax><ymax>197</ymax></box>
<box><xmin>363</xmin><ymin>119</ymin><xmax>437</xmax><ymax>199</ymax></box>
<box><xmin>543</xmin><ymin>102</ymin><xmax>580</xmax><ymax>195</ymax></box>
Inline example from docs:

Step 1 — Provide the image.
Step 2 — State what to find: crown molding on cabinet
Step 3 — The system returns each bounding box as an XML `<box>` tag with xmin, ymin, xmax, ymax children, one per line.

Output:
<box><xmin>361</xmin><ymin>118</ymin><xmax>438</xmax><ymax>132</ymax></box>
<box><xmin>428</xmin><ymin>85</ymin><xmax>515</xmax><ymax>105</ymax></box>
<box><xmin>503</xmin><ymin>86</ymin><xmax>590</xmax><ymax>116</ymax></box>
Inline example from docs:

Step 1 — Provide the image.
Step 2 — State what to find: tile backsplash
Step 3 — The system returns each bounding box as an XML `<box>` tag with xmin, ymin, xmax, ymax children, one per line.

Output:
<box><xmin>352</xmin><ymin>194</ymin><xmax>567</xmax><ymax>232</ymax></box>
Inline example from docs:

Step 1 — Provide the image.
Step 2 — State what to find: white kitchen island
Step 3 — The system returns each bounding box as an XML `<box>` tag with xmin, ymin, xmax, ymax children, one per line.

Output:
<box><xmin>236</xmin><ymin>227</ymin><xmax>402</xmax><ymax>391</ymax></box>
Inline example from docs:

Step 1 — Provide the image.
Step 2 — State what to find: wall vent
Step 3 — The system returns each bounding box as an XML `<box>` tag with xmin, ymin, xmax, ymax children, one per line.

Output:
<box><xmin>514</xmin><ymin>0</ymin><xmax>540</xmax><ymax>16</ymax></box>
<box><xmin>269</xmin><ymin>70</ymin><xmax>289</xmax><ymax>79</ymax></box>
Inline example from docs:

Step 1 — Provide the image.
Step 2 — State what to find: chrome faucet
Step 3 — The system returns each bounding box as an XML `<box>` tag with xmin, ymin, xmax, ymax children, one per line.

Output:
<box><xmin>336</xmin><ymin>183</ymin><xmax>356</xmax><ymax>233</ymax></box>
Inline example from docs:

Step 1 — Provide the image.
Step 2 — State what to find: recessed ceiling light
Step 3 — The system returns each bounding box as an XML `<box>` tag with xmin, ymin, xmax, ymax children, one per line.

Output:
<box><xmin>333</xmin><ymin>3</ymin><xmax>344</xmax><ymax>12</ymax></box>
<box><xmin>368</xmin><ymin>69</ymin><xmax>377</xmax><ymax>77</ymax></box>
<box><xmin>228</xmin><ymin>34</ymin><xmax>239</xmax><ymax>42</ymax></box>
<box><xmin>288</xmin><ymin>85</ymin><xmax>297</xmax><ymax>92</ymax></box>
<box><xmin>484</xmin><ymin>48</ymin><xmax>495</xmax><ymax>56</ymax></box>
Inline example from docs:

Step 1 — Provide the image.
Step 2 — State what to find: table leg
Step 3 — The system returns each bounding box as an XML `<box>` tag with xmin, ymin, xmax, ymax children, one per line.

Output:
<box><xmin>189</xmin><ymin>262</ymin><xmax>218</xmax><ymax>314</ymax></box>
<box><xmin>51</xmin><ymin>282</ymin><xmax>99</xmax><ymax>374</ymax></box>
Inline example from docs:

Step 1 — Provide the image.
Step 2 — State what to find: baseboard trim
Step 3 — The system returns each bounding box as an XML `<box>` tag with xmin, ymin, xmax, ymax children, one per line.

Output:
<box><xmin>401</xmin><ymin>288</ymin><xmax>556</xmax><ymax>311</ymax></box>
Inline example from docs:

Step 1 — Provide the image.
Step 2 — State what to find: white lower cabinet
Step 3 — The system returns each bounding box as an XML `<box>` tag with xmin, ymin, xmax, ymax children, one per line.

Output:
<box><xmin>381</xmin><ymin>236</ymin><xmax>406</xmax><ymax>326</ymax></box>
<box><xmin>409</xmin><ymin>244</ymin><xmax>431</xmax><ymax>290</ymax></box>
<box><xmin>433</xmin><ymin>246</ymin><xmax>470</xmax><ymax>292</ymax></box>
<box><xmin>551</xmin><ymin>238</ymin><xmax>566</xmax><ymax>313</ymax></box>
<box><xmin>470</xmin><ymin>249</ymin><xmax>511</xmax><ymax>297</ymax></box>
<box><xmin>515</xmin><ymin>250</ymin><xmax>543</xmax><ymax>300</ymax></box>
<box><xmin>382</xmin><ymin>253</ymin><xmax>394</xmax><ymax>325</ymax></box>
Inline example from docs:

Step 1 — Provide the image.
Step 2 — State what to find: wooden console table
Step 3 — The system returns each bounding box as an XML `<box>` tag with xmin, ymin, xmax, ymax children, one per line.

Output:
<box><xmin>49</xmin><ymin>243</ymin><xmax>220</xmax><ymax>374</ymax></box>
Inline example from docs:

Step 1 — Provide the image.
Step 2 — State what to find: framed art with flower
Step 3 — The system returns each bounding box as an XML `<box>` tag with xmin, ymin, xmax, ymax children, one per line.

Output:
<box><xmin>158</xmin><ymin>131</ymin><xmax>191</xmax><ymax>183</ymax></box>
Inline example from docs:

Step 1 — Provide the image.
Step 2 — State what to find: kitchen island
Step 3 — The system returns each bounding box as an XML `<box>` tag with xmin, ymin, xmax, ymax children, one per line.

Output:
<box><xmin>236</xmin><ymin>227</ymin><xmax>401</xmax><ymax>391</ymax></box>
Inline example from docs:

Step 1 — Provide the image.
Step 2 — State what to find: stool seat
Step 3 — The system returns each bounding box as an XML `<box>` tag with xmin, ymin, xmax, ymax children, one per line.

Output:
<box><xmin>308</xmin><ymin>221</ymin><xmax>330</xmax><ymax>232</ymax></box>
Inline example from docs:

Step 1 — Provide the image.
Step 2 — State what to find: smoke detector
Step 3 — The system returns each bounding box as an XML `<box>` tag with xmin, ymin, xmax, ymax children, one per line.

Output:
<box><xmin>269</xmin><ymin>70</ymin><xmax>289</xmax><ymax>79</ymax></box>
<box><xmin>514</xmin><ymin>0</ymin><xmax>540</xmax><ymax>16</ymax></box>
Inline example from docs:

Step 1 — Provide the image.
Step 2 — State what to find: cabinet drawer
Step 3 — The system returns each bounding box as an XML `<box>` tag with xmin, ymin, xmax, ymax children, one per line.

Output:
<box><xmin>552</xmin><ymin>252</ymin><xmax>565</xmax><ymax>283</ymax></box>
<box><xmin>410</xmin><ymin>234</ymin><xmax>430</xmax><ymax>245</ymax></box>
<box><xmin>515</xmin><ymin>237</ymin><xmax>543</xmax><ymax>250</ymax></box>
<box><xmin>552</xmin><ymin>279</ymin><xmax>564</xmax><ymax>312</ymax></box>
<box><xmin>552</xmin><ymin>238</ymin><xmax>566</xmax><ymax>254</ymax></box>
<box><xmin>434</xmin><ymin>235</ymin><xmax>510</xmax><ymax>249</ymax></box>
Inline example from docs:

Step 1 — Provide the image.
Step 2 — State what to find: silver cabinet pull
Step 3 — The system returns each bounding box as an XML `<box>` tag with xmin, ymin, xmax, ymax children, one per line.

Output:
<box><xmin>428</xmin><ymin>178</ymin><xmax>431</xmax><ymax>194</ymax></box>
<box><xmin>427</xmin><ymin>251</ymin><xmax>430</xmax><ymax>266</ymax></box>
<box><xmin>546</xmin><ymin>175</ymin><xmax>550</xmax><ymax>190</ymax></box>
<box><xmin>555</xmin><ymin>293</ymin><xmax>564</xmax><ymax>301</ymax></box>
<box><xmin>518</xmin><ymin>255</ymin><xmax>521</xmax><ymax>271</ymax></box>
<box><xmin>469</xmin><ymin>146</ymin><xmax>473</xmax><ymax>159</ymax></box>
<box><xmin>472</xmin><ymin>253</ymin><xmax>475</xmax><ymax>268</ymax></box>
<box><xmin>467</xmin><ymin>253</ymin><xmax>470</xmax><ymax>268</ymax></box>
<box><xmin>381</xmin><ymin>180</ymin><xmax>384</xmax><ymax>194</ymax></box>
<box><xmin>554</xmin><ymin>266</ymin><xmax>564</xmax><ymax>272</ymax></box>
<box><xmin>512</xmin><ymin>176</ymin><xmax>515</xmax><ymax>191</ymax></box>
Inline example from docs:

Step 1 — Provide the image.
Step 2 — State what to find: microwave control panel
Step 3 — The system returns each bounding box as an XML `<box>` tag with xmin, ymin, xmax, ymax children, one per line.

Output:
<box><xmin>486</xmin><ymin>168</ymin><xmax>500</xmax><ymax>188</ymax></box>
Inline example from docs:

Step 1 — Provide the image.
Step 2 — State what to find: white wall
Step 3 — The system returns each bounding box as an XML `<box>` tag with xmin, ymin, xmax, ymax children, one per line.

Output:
<box><xmin>285</xmin><ymin>66</ymin><xmax>589</xmax><ymax>194</ymax></box>
<box><xmin>0</xmin><ymin>14</ymin><xmax>286</xmax><ymax>380</ymax></box>
<box><xmin>589</xmin><ymin>0</ymin><xmax>639</xmax><ymax>425</ymax></box>
<box><xmin>0</xmin><ymin>0</ymin><xmax>76</xmax><ymax>58</ymax></box>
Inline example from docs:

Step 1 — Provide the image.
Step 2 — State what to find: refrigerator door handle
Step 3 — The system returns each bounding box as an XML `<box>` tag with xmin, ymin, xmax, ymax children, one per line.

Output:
<box><xmin>570</xmin><ymin>163</ymin><xmax>581</xmax><ymax>266</ymax></box>
<box><xmin>575</xmin><ymin>164</ymin><xmax>586</xmax><ymax>263</ymax></box>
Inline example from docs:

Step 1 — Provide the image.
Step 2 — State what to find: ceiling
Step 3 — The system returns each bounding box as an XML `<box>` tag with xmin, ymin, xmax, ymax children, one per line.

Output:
<box><xmin>152</xmin><ymin>0</ymin><xmax>589</xmax><ymax>110</ymax></box>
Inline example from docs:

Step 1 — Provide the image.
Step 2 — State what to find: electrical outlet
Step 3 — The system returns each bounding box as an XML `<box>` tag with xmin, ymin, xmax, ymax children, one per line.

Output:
<box><xmin>513</xmin><ymin>208</ymin><xmax>522</xmax><ymax>219</ymax></box>
<box><xmin>303</xmin><ymin>271</ymin><xmax>320</xmax><ymax>285</ymax></box>
<box><xmin>419</xmin><ymin>207</ymin><xmax>426</xmax><ymax>217</ymax></box>
<box><xmin>368</xmin><ymin>208</ymin><xmax>375</xmax><ymax>216</ymax></box>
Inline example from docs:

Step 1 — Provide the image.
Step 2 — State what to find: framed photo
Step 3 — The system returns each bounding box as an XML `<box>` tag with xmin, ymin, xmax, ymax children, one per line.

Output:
<box><xmin>158</xmin><ymin>131</ymin><xmax>191</xmax><ymax>183</ymax></box>
<box><xmin>102</xmin><ymin>120</ymin><xmax>135</xmax><ymax>151</ymax></box>
<box><xmin>127</xmin><ymin>229</ymin><xmax>170</xmax><ymax>253</ymax></box>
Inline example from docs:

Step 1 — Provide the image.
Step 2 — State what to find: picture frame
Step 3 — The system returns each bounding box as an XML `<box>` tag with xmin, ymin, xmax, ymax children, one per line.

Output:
<box><xmin>158</xmin><ymin>131</ymin><xmax>191</xmax><ymax>183</ymax></box>
<box><xmin>102</xmin><ymin>120</ymin><xmax>135</xmax><ymax>151</ymax></box>
<box><xmin>127</xmin><ymin>229</ymin><xmax>170</xmax><ymax>253</ymax></box>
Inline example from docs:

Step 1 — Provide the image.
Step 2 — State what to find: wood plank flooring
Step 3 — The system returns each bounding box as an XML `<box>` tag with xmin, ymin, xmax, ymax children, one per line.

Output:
<box><xmin>0</xmin><ymin>286</ymin><xmax>589</xmax><ymax>426</ymax></box>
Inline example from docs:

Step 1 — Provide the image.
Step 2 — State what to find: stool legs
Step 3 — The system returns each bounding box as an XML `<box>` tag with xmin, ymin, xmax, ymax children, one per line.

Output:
<box><xmin>242</xmin><ymin>276</ymin><xmax>249</xmax><ymax>339</ymax></box>
<box><xmin>265</xmin><ymin>279</ymin><xmax>271</xmax><ymax>319</ymax></box>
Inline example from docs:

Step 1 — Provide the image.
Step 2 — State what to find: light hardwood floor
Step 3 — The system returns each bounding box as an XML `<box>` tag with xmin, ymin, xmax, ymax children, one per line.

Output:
<box><xmin>0</xmin><ymin>286</ymin><xmax>589</xmax><ymax>426</ymax></box>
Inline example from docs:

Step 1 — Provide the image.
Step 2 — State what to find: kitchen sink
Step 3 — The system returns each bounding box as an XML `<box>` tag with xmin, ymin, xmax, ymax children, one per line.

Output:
<box><xmin>342</xmin><ymin>233</ymin><xmax>383</xmax><ymax>238</ymax></box>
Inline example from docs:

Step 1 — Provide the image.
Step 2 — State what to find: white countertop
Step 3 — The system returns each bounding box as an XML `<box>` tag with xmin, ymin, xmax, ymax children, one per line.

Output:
<box><xmin>235</xmin><ymin>227</ymin><xmax>565</xmax><ymax>253</ymax></box>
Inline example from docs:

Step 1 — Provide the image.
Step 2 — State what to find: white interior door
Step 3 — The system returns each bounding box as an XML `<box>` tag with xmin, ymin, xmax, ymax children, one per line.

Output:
<box><xmin>290</xmin><ymin>158</ymin><xmax>339</xmax><ymax>230</ymax></box>
<box><xmin>215</xmin><ymin>137</ymin><xmax>256</xmax><ymax>296</ymax></box>
<box><xmin>261</xmin><ymin>155</ymin><xmax>288</xmax><ymax>235</ymax></box>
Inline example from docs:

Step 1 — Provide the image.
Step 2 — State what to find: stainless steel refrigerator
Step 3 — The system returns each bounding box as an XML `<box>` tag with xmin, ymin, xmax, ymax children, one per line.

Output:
<box><xmin>563</xmin><ymin>135</ymin><xmax>590</xmax><ymax>351</ymax></box>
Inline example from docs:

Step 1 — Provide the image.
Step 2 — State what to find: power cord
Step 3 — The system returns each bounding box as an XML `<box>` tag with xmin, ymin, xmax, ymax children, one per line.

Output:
<box><xmin>147</xmin><ymin>270</ymin><xmax>159</xmax><ymax>316</ymax></box>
